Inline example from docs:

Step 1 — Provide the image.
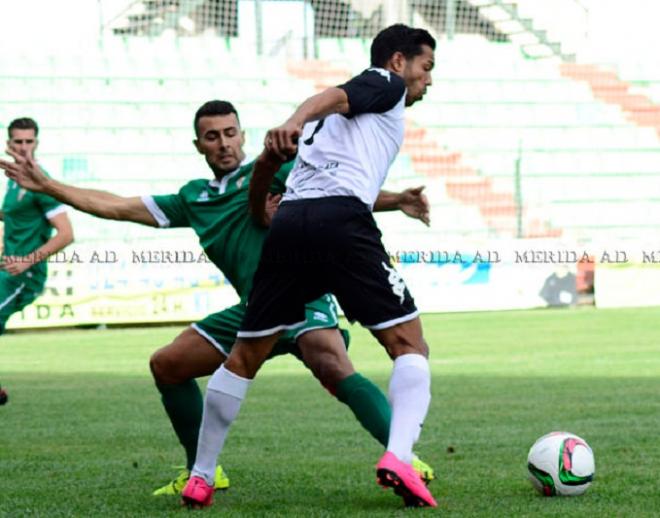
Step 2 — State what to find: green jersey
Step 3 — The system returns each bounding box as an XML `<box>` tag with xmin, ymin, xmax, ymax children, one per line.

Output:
<box><xmin>144</xmin><ymin>160</ymin><xmax>292</xmax><ymax>300</ymax></box>
<box><xmin>2</xmin><ymin>176</ymin><xmax>65</xmax><ymax>286</ymax></box>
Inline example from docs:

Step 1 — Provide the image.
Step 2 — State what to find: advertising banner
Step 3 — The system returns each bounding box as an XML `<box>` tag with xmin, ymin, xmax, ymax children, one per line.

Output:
<box><xmin>8</xmin><ymin>238</ymin><xmax>586</xmax><ymax>329</ymax></box>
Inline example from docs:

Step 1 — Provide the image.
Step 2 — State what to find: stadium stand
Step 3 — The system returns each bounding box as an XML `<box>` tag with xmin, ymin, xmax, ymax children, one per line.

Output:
<box><xmin>2</xmin><ymin>27</ymin><xmax>659</xmax><ymax>243</ymax></box>
<box><xmin>309</xmin><ymin>33</ymin><xmax>659</xmax><ymax>240</ymax></box>
<box><xmin>0</xmin><ymin>3</ymin><xmax>657</xmax><ymax>251</ymax></box>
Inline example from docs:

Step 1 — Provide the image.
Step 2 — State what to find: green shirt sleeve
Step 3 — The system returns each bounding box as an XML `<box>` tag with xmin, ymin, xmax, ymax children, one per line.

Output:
<box><xmin>270</xmin><ymin>159</ymin><xmax>296</xmax><ymax>195</ymax></box>
<box><xmin>34</xmin><ymin>168</ymin><xmax>65</xmax><ymax>217</ymax></box>
<box><xmin>150</xmin><ymin>193</ymin><xmax>189</xmax><ymax>228</ymax></box>
<box><xmin>34</xmin><ymin>192</ymin><xmax>64</xmax><ymax>217</ymax></box>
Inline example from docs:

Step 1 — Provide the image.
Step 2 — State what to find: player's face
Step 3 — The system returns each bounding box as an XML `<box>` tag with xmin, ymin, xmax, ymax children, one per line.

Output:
<box><xmin>403</xmin><ymin>45</ymin><xmax>434</xmax><ymax>107</ymax></box>
<box><xmin>194</xmin><ymin>114</ymin><xmax>246</xmax><ymax>175</ymax></box>
<box><xmin>7</xmin><ymin>129</ymin><xmax>38</xmax><ymax>158</ymax></box>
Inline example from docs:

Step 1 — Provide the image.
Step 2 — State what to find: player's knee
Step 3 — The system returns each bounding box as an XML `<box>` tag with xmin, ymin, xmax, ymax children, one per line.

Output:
<box><xmin>378</xmin><ymin>326</ymin><xmax>429</xmax><ymax>359</ymax></box>
<box><xmin>386</xmin><ymin>338</ymin><xmax>428</xmax><ymax>359</ymax></box>
<box><xmin>150</xmin><ymin>347</ymin><xmax>186</xmax><ymax>385</ymax></box>
<box><xmin>298</xmin><ymin>329</ymin><xmax>354</xmax><ymax>387</ymax></box>
<box><xmin>394</xmin><ymin>339</ymin><xmax>428</xmax><ymax>358</ymax></box>
<box><xmin>223</xmin><ymin>344</ymin><xmax>265</xmax><ymax>379</ymax></box>
<box><xmin>307</xmin><ymin>352</ymin><xmax>353</xmax><ymax>388</ymax></box>
<box><xmin>372</xmin><ymin>318</ymin><xmax>429</xmax><ymax>359</ymax></box>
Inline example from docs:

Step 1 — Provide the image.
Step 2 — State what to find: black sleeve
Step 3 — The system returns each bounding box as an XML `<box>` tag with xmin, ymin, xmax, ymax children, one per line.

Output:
<box><xmin>338</xmin><ymin>68</ymin><xmax>405</xmax><ymax>118</ymax></box>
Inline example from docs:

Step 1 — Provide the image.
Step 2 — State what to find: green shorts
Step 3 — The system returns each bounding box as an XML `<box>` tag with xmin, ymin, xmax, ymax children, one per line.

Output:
<box><xmin>0</xmin><ymin>271</ymin><xmax>42</xmax><ymax>333</ymax></box>
<box><xmin>192</xmin><ymin>294</ymin><xmax>349</xmax><ymax>359</ymax></box>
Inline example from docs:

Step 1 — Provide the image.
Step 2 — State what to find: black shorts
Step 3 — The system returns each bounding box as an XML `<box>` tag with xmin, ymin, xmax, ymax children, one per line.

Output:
<box><xmin>238</xmin><ymin>196</ymin><xmax>418</xmax><ymax>337</ymax></box>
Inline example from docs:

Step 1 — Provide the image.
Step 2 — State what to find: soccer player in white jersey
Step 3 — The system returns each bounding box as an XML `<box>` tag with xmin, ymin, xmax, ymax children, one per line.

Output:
<box><xmin>183</xmin><ymin>24</ymin><xmax>437</xmax><ymax>508</ymax></box>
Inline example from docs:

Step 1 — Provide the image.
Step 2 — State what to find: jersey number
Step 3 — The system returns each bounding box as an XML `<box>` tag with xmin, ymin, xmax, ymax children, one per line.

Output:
<box><xmin>303</xmin><ymin>118</ymin><xmax>325</xmax><ymax>146</ymax></box>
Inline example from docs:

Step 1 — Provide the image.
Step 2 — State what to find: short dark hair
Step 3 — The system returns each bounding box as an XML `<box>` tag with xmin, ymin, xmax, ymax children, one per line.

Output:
<box><xmin>370</xmin><ymin>24</ymin><xmax>436</xmax><ymax>68</ymax></box>
<box><xmin>194</xmin><ymin>100</ymin><xmax>240</xmax><ymax>136</ymax></box>
<box><xmin>8</xmin><ymin>117</ymin><xmax>39</xmax><ymax>139</ymax></box>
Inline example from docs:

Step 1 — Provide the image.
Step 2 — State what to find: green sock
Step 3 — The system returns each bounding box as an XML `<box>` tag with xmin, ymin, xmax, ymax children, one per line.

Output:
<box><xmin>336</xmin><ymin>372</ymin><xmax>391</xmax><ymax>448</ymax></box>
<box><xmin>156</xmin><ymin>379</ymin><xmax>203</xmax><ymax>470</ymax></box>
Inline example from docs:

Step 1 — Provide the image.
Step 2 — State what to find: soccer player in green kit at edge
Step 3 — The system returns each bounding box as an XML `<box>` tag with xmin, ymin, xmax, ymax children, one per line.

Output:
<box><xmin>0</xmin><ymin>117</ymin><xmax>74</xmax><ymax>406</ymax></box>
<box><xmin>1</xmin><ymin>101</ymin><xmax>434</xmax><ymax>493</ymax></box>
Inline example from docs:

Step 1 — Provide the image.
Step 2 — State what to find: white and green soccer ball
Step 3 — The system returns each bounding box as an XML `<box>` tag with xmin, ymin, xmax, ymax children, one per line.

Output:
<box><xmin>527</xmin><ymin>431</ymin><xmax>595</xmax><ymax>496</ymax></box>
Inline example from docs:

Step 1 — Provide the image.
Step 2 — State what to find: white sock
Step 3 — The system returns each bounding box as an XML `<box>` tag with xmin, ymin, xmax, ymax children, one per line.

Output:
<box><xmin>191</xmin><ymin>365</ymin><xmax>251</xmax><ymax>485</ymax></box>
<box><xmin>386</xmin><ymin>353</ymin><xmax>431</xmax><ymax>464</ymax></box>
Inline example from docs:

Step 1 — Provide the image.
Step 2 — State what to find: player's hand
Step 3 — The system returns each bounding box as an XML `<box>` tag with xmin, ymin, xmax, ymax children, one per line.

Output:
<box><xmin>0</xmin><ymin>148</ymin><xmax>50</xmax><ymax>192</ymax></box>
<box><xmin>263</xmin><ymin>193</ymin><xmax>282</xmax><ymax>227</ymax></box>
<box><xmin>264</xmin><ymin>120</ymin><xmax>301</xmax><ymax>161</ymax></box>
<box><xmin>0</xmin><ymin>255</ymin><xmax>34</xmax><ymax>276</ymax></box>
<box><xmin>398</xmin><ymin>186</ymin><xmax>430</xmax><ymax>226</ymax></box>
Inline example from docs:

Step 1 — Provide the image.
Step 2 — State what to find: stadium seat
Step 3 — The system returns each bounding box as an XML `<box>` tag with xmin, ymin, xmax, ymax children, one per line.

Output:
<box><xmin>4</xmin><ymin>33</ymin><xmax>657</xmax><ymax>243</ymax></box>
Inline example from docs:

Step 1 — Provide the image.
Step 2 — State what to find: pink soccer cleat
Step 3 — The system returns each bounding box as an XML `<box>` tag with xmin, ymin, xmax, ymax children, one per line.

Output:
<box><xmin>181</xmin><ymin>476</ymin><xmax>214</xmax><ymax>509</ymax></box>
<box><xmin>377</xmin><ymin>451</ymin><xmax>438</xmax><ymax>508</ymax></box>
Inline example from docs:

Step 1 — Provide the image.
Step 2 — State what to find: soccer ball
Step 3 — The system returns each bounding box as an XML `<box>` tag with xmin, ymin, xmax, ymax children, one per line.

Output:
<box><xmin>527</xmin><ymin>431</ymin><xmax>595</xmax><ymax>496</ymax></box>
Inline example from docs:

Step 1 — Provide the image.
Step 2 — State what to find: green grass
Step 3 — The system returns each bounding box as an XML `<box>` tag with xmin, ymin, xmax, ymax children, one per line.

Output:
<box><xmin>1</xmin><ymin>307</ymin><xmax>659</xmax><ymax>516</ymax></box>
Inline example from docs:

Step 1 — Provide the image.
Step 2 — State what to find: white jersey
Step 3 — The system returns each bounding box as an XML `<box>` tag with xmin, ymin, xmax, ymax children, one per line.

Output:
<box><xmin>283</xmin><ymin>68</ymin><xmax>406</xmax><ymax>208</ymax></box>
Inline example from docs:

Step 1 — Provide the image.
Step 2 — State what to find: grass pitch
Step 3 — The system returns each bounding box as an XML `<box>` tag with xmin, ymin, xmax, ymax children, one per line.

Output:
<box><xmin>1</xmin><ymin>307</ymin><xmax>659</xmax><ymax>517</ymax></box>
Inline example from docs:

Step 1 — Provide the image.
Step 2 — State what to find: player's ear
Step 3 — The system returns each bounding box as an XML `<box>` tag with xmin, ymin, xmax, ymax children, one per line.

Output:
<box><xmin>388</xmin><ymin>51</ymin><xmax>406</xmax><ymax>74</ymax></box>
<box><xmin>193</xmin><ymin>138</ymin><xmax>203</xmax><ymax>154</ymax></box>
<box><xmin>240</xmin><ymin>129</ymin><xmax>245</xmax><ymax>146</ymax></box>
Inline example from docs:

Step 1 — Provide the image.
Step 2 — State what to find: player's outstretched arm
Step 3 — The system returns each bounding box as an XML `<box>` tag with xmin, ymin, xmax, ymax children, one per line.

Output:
<box><xmin>374</xmin><ymin>186</ymin><xmax>430</xmax><ymax>226</ymax></box>
<box><xmin>265</xmin><ymin>87</ymin><xmax>350</xmax><ymax>160</ymax></box>
<box><xmin>0</xmin><ymin>148</ymin><xmax>158</xmax><ymax>227</ymax></box>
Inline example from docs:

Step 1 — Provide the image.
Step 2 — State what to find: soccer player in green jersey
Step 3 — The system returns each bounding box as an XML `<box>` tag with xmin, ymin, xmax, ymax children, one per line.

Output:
<box><xmin>1</xmin><ymin>101</ymin><xmax>433</xmax><ymax>494</ymax></box>
<box><xmin>0</xmin><ymin>118</ymin><xmax>74</xmax><ymax>404</ymax></box>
